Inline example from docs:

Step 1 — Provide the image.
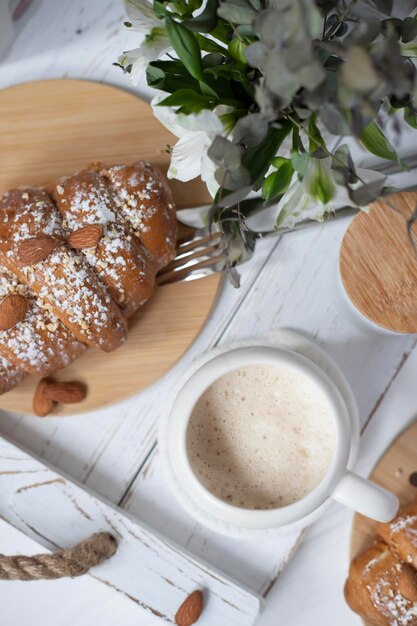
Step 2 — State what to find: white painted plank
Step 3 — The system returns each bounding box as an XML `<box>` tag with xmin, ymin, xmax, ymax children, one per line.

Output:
<box><xmin>0</xmin><ymin>518</ymin><xmax>164</xmax><ymax>626</ymax></box>
<box><xmin>0</xmin><ymin>436</ymin><xmax>261</xmax><ymax>626</ymax></box>
<box><xmin>122</xmin><ymin>447</ymin><xmax>302</xmax><ymax>596</ymax></box>
<box><xmin>0</xmin><ymin>237</ymin><xmax>278</xmax><ymax>503</ymax></box>
<box><xmin>258</xmin><ymin>335</ymin><xmax>417</xmax><ymax>626</ymax></box>
<box><xmin>2</xmin><ymin>2</ymin><xmax>417</xmax><ymax>623</ymax></box>
<box><xmin>122</xmin><ymin>218</ymin><xmax>416</xmax><ymax>595</ymax></box>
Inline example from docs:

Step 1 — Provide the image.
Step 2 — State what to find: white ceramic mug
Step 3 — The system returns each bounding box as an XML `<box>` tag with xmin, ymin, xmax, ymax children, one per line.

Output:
<box><xmin>164</xmin><ymin>346</ymin><xmax>399</xmax><ymax>530</ymax></box>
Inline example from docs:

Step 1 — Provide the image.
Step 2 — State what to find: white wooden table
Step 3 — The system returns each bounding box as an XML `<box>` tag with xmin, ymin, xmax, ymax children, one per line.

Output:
<box><xmin>1</xmin><ymin>2</ymin><xmax>417</xmax><ymax>624</ymax></box>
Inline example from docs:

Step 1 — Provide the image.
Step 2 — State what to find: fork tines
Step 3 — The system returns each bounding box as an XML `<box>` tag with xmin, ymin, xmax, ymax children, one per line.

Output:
<box><xmin>157</xmin><ymin>230</ymin><xmax>226</xmax><ymax>285</ymax></box>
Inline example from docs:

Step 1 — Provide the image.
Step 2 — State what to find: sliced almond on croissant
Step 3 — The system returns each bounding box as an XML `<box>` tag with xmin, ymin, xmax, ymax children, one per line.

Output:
<box><xmin>0</xmin><ymin>294</ymin><xmax>29</xmax><ymax>331</ymax></box>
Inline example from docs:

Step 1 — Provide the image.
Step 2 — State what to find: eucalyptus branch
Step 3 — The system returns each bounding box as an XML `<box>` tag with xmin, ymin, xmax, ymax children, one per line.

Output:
<box><xmin>119</xmin><ymin>0</ymin><xmax>417</xmax><ymax>254</ymax></box>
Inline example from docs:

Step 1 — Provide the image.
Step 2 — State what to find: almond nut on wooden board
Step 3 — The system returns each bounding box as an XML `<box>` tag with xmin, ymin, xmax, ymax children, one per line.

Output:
<box><xmin>44</xmin><ymin>381</ymin><xmax>87</xmax><ymax>404</ymax></box>
<box><xmin>17</xmin><ymin>235</ymin><xmax>58</xmax><ymax>266</ymax></box>
<box><xmin>175</xmin><ymin>590</ymin><xmax>204</xmax><ymax>626</ymax></box>
<box><xmin>68</xmin><ymin>224</ymin><xmax>103</xmax><ymax>250</ymax></box>
<box><xmin>0</xmin><ymin>294</ymin><xmax>29</xmax><ymax>331</ymax></box>
<box><xmin>33</xmin><ymin>378</ymin><xmax>55</xmax><ymax>417</ymax></box>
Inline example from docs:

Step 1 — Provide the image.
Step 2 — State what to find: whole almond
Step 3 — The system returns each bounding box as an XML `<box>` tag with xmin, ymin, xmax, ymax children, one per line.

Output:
<box><xmin>175</xmin><ymin>591</ymin><xmax>203</xmax><ymax>626</ymax></box>
<box><xmin>17</xmin><ymin>235</ymin><xmax>58</xmax><ymax>266</ymax></box>
<box><xmin>33</xmin><ymin>378</ymin><xmax>55</xmax><ymax>417</ymax></box>
<box><xmin>68</xmin><ymin>224</ymin><xmax>103</xmax><ymax>249</ymax></box>
<box><xmin>0</xmin><ymin>294</ymin><xmax>29</xmax><ymax>331</ymax></box>
<box><xmin>44</xmin><ymin>381</ymin><xmax>87</xmax><ymax>404</ymax></box>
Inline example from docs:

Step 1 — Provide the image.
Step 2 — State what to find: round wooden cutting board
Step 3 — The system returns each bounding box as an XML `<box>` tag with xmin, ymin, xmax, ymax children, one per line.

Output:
<box><xmin>349</xmin><ymin>420</ymin><xmax>417</xmax><ymax>625</ymax></box>
<box><xmin>0</xmin><ymin>80</ymin><xmax>221</xmax><ymax>415</ymax></box>
<box><xmin>340</xmin><ymin>192</ymin><xmax>417</xmax><ymax>334</ymax></box>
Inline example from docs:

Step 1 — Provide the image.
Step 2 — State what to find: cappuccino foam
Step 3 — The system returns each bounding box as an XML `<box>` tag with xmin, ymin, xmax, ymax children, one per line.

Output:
<box><xmin>186</xmin><ymin>364</ymin><xmax>336</xmax><ymax>510</ymax></box>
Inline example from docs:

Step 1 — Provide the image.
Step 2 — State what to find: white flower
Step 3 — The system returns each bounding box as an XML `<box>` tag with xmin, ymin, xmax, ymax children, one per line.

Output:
<box><xmin>152</xmin><ymin>96</ymin><xmax>228</xmax><ymax>197</ymax></box>
<box><xmin>276</xmin><ymin>160</ymin><xmax>384</xmax><ymax>228</ymax></box>
<box><xmin>125</xmin><ymin>0</ymin><xmax>160</xmax><ymax>31</ymax></box>
<box><xmin>118</xmin><ymin>1</ymin><xmax>171</xmax><ymax>85</ymax></box>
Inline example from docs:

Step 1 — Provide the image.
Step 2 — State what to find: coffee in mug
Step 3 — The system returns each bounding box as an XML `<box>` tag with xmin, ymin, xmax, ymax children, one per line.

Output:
<box><xmin>186</xmin><ymin>363</ymin><xmax>336</xmax><ymax>510</ymax></box>
<box><xmin>163</xmin><ymin>345</ymin><xmax>398</xmax><ymax>531</ymax></box>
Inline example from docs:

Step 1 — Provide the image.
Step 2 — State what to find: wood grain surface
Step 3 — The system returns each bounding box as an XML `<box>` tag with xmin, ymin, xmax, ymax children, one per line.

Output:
<box><xmin>349</xmin><ymin>420</ymin><xmax>417</xmax><ymax>626</ymax></box>
<box><xmin>0</xmin><ymin>435</ymin><xmax>261</xmax><ymax>626</ymax></box>
<box><xmin>350</xmin><ymin>419</ymin><xmax>417</xmax><ymax>558</ymax></box>
<box><xmin>3</xmin><ymin>6</ymin><xmax>417</xmax><ymax>626</ymax></box>
<box><xmin>0</xmin><ymin>80</ymin><xmax>221</xmax><ymax>415</ymax></box>
<box><xmin>340</xmin><ymin>192</ymin><xmax>417</xmax><ymax>334</ymax></box>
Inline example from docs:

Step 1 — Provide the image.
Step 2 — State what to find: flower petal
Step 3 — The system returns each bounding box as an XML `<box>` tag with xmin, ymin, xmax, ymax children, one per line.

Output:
<box><xmin>143</xmin><ymin>27</ymin><xmax>171</xmax><ymax>61</ymax></box>
<box><xmin>118</xmin><ymin>48</ymin><xmax>149</xmax><ymax>85</ymax></box>
<box><xmin>175</xmin><ymin>109</ymin><xmax>224</xmax><ymax>136</ymax></box>
<box><xmin>151</xmin><ymin>96</ymin><xmax>189</xmax><ymax>138</ymax></box>
<box><xmin>168</xmin><ymin>132</ymin><xmax>208</xmax><ymax>182</ymax></box>
<box><xmin>201</xmin><ymin>148</ymin><xmax>220</xmax><ymax>197</ymax></box>
<box><xmin>304</xmin><ymin>159</ymin><xmax>335</xmax><ymax>204</ymax></box>
<box><xmin>124</xmin><ymin>0</ymin><xmax>159</xmax><ymax>31</ymax></box>
<box><xmin>275</xmin><ymin>180</ymin><xmax>320</xmax><ymax>228</ymax></box>
<box><xmin>119</xmin><ymin>28</ymin><xmax>170</xmax><ymax>84</ymax></box>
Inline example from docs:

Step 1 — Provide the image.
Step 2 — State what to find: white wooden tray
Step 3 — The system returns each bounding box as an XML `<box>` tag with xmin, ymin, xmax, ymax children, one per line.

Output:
<box><xmin>0</xmin><ymin>433</ymin><xmax>261</xmax><ymax>625</ymax></box>
<box><xmin>0</xmin><ymin>329</ymin><xmax>356</xmax><ymax>625</ymax></box>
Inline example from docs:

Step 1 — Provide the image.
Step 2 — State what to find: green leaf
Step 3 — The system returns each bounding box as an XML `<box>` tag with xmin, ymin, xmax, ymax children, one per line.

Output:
<box><xmin>183</xmin><ymin>0</ymin><xmax>218</xmax><ymax>32</ymax></box>
<box><xmin>153</xmin><ymin>0</ymin><xmax>169</xmax><ymax>18</ymax></box>
<box><xmin>217</xmin><ymin>0</ymin><xmax>256</xmax><ymax>25</ymax></box>
<box><xmin>202</xmin><ymin>52</ymin><xmax>225</xmax><ymax>67</ymax></box>
<box><xmin>199</xmin><ymin>80</ymin><xmax>219</xmax><ymax>98</ymax></box>
<box><xmin>307</xmin><ymin>112</ymin><xmax>325</xmax><ymax>153</ymax></box>
<box><xmin>404</xmin><ymin>107</ymin><xmax>417</xmax><ymax>129</ymax></box>
<box><xmin>146</xmin><ymin>61</ymin><xmax>200</xmax><ymax>92</ymax></box>
<box><xmin>157</xmin><ymin>89</ymin><xmax>214</xmax><ymax>110</ymax></box>
<box><xmin>196</xmin><ymin>34</ymin><xmax>229</xmax><ymax>55</ymax></box>
<box><xmin>204</xmin><ymin>63</ymin><xmax>246</xmax><ymax>82</ymax></box>
<box><xmin>360</xmin><ymin>121</ymin><xmax>398</xmax><ymax>161</ymax></box>
<box><xmin>305</xmin><ymin>160</ymin><xmax>335</xmax><ymax>204</ymax></box>
<box><xmin>291</xmin><ymin>150</ymin><xmax>309</xmax><ymax>180</ymax></box>
<box><xmin>242</xmin><ymin>121</ymin><xmax>292</xmax><ymax>187</ymax></box>
<box><xmin>228</xmin><ymin>38</ymin><xmax>248</xmax><ymax>65</ymax></box>
<box><xmin>271</xmin><ymin>156</ymin><xmax>289</xmax><ymax>168</ymax></box>
<box><xmin>165</xmin><ymin>17</ymin><xmax>203</xmax><ymax>81</ymax></box>
<box><xmin>262</xmin><ymin>161</ymin><xmax>294</xmax><ymax>202</ymax></box>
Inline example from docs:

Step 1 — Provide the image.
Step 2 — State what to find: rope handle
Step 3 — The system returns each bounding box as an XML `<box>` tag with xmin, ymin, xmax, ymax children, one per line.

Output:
<box><xmin>0</xmin><ymin>532</ymin><xmax>117</xmax><ymax>580</ymax></box>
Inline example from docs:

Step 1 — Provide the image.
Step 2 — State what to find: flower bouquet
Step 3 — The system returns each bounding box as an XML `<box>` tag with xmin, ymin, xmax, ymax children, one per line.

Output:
<box><xmin>117</xmin><ymin>0</ymin><xmax>417</xmax><ymax>276</ymax></box>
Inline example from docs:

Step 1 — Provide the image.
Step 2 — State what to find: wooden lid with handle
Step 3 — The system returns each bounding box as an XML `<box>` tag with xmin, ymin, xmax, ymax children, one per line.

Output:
<box><xmin>339</xmin><ymin>191</ymin><xmax>417</xmax><ymax>334</ymax></box>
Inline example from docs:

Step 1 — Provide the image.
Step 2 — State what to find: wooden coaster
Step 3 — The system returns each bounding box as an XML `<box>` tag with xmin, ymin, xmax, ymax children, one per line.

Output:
<box><xmin>349</xmin><ymin>420</ymin><xmax>417</xmax><ymax>626</ymax></box>
<box><xmin>340</xmin><ymin>192</ymin><xmax>417</xmax><ymax>333</ymax></box>
<box><xmin>0</xmin><ymin>80</ymin><xmax>221</xmax><ymax>415</ymax></box>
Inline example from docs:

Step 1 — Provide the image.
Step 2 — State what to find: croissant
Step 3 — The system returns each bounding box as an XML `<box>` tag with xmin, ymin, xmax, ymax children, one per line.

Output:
<box><xmin>345</xmin><ymin>541</ymin><xmax>417</xmax><ymax>626</ymax></box>
<box><xmin>377</xmin><ymin>498</ymin><xmax>417</xmax><ymax>570</ymax></box>
<box><xmin>49</xmin><ymin>169</ymin><xmax>157</xmax><ymax>317</ymax></box>
<box><xmin>0</xmin><ymin>264</ymin><xmax>86</xmax><ymax>375</ymax></box>
<box><xmin>0</xmin><ymin>356</ymin><xmax>25</xmax><ymax>395</ymax></box>
<box><xmin>345</xmin><ymin>497</ymin><xmax>417</xmax><ymax>626</ymax></box>
<box><xmin>0</xmin><ymin>161</ymin><xmax>177</xmax><ymax>397</ymax></box>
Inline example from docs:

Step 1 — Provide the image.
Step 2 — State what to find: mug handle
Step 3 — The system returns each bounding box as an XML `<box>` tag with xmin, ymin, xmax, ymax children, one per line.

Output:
<box><xmin>332</xmin><ymin>471</ymin><xmax>399</xmax><ymax>522</ymax></box>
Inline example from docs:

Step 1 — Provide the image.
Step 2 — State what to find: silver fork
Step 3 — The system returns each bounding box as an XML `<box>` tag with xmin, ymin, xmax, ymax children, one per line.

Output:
<box><xmin>157</xmin><ymin>151</ymin><xmax>417</xmax><ymax>285</ymax></box>
<box><xmin>157</xmin><ymin>206</ymin><xmax>358</xmax><ymax>285</ymax></box>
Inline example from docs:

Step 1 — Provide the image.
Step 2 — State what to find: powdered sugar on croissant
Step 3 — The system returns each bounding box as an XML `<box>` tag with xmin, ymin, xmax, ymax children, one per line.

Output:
<box><xmin>0</xmin><ymin>188</ymin><xmax>127</xmax><ymax>352</ymax></box>
<box><xmin>51</xmin><ymin>169</ymin><xmax>156</xmax><ymax>318</ymax></box>
<box><xmin>0</xmin><ymin>161</ymin><xmax>177</xmax><ymax>396</ymax></box>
